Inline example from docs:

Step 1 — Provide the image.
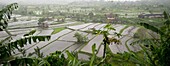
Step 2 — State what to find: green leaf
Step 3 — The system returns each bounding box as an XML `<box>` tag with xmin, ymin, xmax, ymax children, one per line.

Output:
<box><xmin>24</xmin><ymin>29</ymin><xmax>36</xmax><ymax>36</ymax></box>
<box><xmin>28</xmin><ymin>37</ymin><xmax>32</xmax><ymax>44</ymax></box>
<box><xmin>14</xmin><ymin>41</ymin><xmax>18</xmax><ymax>49</ymax></box>
<box><xmin>164</xmin><ymin>19</ymin><xmax>170</xmax><ymax>26</ymax></box>
<box><xmin>47</xmin><ymin>36</ymin><xmax>51</xmax><ymax>41</ymax></box>
<box><xmin>0</xmin><ymin>3</ymin><xmax>18</xmax><ymax>30</ymax></box>
<box><xmin>32</xmin><ymin>36</ymin><xmax>37</xmax><ymax>42</ymax></box>
<box><xmin>104</xmin><ymin>24</ymin><xmax>112</xmax><ymax>29</ymax></box>
<box><xmin>9</xmin><ymin>58</ymin><xmax>34</xmax><ymax>66</ymax></box>
<box><xmin>22</xmin><ymin>38</ymin><xmax>27</xmax><ymax>44</ymax></box>
<box><xmin>38</xmin><ymin>59</ymin><xmax>51</xmax><ymax>66</ymax></box>
<box><xmin>92</xmin><ymin>44</ymin><xmax>96</xmax><ymax>54</ymax></box>
<box><xmin>66</xmin><ymin>50</ymin><xmax>74</xmax><ymax>60</ymax></box>
<box><xmin>18</xmin><ymin>39</ymin><xmax>24</xmax><ymax>47</ymax></box>
<box><xmin>7</xmin><ymin>14</ymin><xmax>11</xmax><ymax>19</ymax></box>
<box><xmin>7</xmin><ymin>43</ymin><xmax>12</xmax><ymax>55</ymax></box>
<box><xmin>90</xmin><ymin>44</ymin><xmax>96</xmax><ymax>66</ymax></box>
<box><xmin>0</xmin><ymin>28</ymin><xmax>3</xmax><ymax>31</ymax></box>
<box><xmin>163</xmin><ymin>11</ymin><xmax>169</xmax><ymax>19</ymax></box>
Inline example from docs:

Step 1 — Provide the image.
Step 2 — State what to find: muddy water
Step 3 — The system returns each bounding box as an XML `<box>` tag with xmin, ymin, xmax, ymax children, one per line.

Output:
<box><xmin>109</xmin><ymin>24</ymin><xmax>126</xmax><ymax>34</ymax></box>
<box><xmin>0</xmin><ymin>31</ymin><xmax>9</xmax><ymax>38</ymax></box>
<box><xmin>37</xmin><ymin>29</ymin><xmax>53</xmax><ymax>36</ymax></box>
<box><xmin>8</xmin><ymin>20</ymin><xmax>37</xmax><ymax>26</ymax></box>
<box><xmin>50</xmin><ymin>22</ymin><xmax>77</xmax><ymax>28</ymax></box>
<box><xmin>58</xmin><ymin>31</ymin><xmax>88</xmax><ymax>41</ymax></box>
<box><xmin>50</xmin><ymin>29</ymin><xmax>72</xmax><ymax>41</ymax></box>
<box><xmin>109</xmin><ymin>27</ymin><xmax>140</xmax><ymax>53</ymax></box>
<box><xmin>40</xmin><ymin>41</ymin><xmax>74</xmax><ymax>56</ymax></box>
<box><xmin>27</xmin><ymin>29</ymin><xmax>72</xmax><ymax>50</ymax></box>
<box><xmin>81</xmin><ymin>35</ymin><xmax>103</xmax><ymax>56</ymax></box>
<box><xmin>81</xmin><ymin>23</ymin><xmax>100</xmax><ymax>31</ymax></box>
<box><xmin>13</xmin><ymin>29</ymin><xmax>73</xmax><ymax>56</ymax></box>
<box><xmin>94</xmin><ymin>24</ymin><xmax>106</xmax><ymax>30</ymax></box>
<box><xmin>10</xmin><ymin>23</ymin><xmax>140</xmax><ymax>59</ymax></box>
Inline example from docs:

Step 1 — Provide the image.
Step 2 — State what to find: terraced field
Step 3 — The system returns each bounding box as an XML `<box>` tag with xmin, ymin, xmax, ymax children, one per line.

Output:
<box><xmin>0</xmin><ymin>21</ymin><xmax>140</xmax><ymax>59</ymax></box>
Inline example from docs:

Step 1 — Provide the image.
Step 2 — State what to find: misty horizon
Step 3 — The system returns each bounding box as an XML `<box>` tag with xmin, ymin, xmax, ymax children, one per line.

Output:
<box><xmin>0</xmin><ymin>0</ymin><xmax>143</xmax><ymax>5</ymax></box>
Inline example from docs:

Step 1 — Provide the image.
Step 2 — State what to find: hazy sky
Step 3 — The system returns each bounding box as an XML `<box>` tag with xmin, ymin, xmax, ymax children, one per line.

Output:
<box><xmin>0</xmin><ymin>0</ymin><xmax>141</xmax><ymax>5</ymax></box>
<box><xmin>0</xmin><ymin>0</ymin><xmax>76</xmax><ymax>4</ymax></box>
<box><xmin>107</xmin><ymin>0</ymin><xmax>140</xmax><ymax>1</ymax></box>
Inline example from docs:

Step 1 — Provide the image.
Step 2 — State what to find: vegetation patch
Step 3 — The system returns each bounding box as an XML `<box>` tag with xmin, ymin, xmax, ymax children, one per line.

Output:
<box><xmin>119</xmin><ymin>25</ymin><xmax>130</xmax><ymax>34</ymax></box>
<box><xmin>51</xmin><ymin>27</ymin><xmax>65</xmax><ymax>34</ymax></box>
<box><xmin>133</xmin><ymin>27</ymin><xmax>159</xmax><ymax>39</ymax></box>
<box><xmin>74</xmin><ymin>32</ymin><xmax>89</xmax><ymax>44</ymax></box>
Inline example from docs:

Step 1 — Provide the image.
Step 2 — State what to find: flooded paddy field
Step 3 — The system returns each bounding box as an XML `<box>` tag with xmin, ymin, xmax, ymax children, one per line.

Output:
<box><xmin>0</xmin><ymin>21</ymin><xmax>140</xmax><ymax>59</ymax></box>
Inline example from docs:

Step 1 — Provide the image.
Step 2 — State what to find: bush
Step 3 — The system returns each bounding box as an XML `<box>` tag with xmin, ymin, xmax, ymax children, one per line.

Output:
<box><xmin>74</xmin><ymin>32</ymin><xmax>88</xmax><ymax>43</ymax></box>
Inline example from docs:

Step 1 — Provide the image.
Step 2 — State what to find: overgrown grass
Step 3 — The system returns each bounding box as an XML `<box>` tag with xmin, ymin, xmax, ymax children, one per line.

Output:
<box><xmin>51</xmin><ymin>27</ymin><xmax>65</xmax><ymax>34</ymax></box>
<box><xmin>133</xmin><ymin>27</ymin><xmax>159</xmax><ymax>39</ymax></box>
<box><xmin>117</xmin><ymin>18</ymin><xmax>164</xmax><ymax>27</ymax></box>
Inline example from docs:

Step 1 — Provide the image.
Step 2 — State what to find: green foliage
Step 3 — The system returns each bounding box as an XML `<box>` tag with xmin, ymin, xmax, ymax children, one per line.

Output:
<box><xmin>92</xmin><ymin>24</ymin><xmax>121</xmax><ymax>58</ymax></box>
<box><xmin>0</xmin><ymin>26</ymin><xmax>50</xmax><ymax>64</ymax></box>
<box><xmin>24</xmin><ymin>29</ymin><xmax>36</xmax><ymax>36</ymax></box>
<box><xmin>163</xmin><ymin>11</ymin><xmax>169</xmax><ymax>19</ymax></box>
<box><xmin>133</xmin><ymin>27</ymin><xmax>158</xmax><ymax>39</ymax></box>
<box><xmin>88</xmin><ymin>12</ymin><xmax>94</xmax><ymax>18</ymax></box>
<box><xmin>9</xmin><ymin>58</ymin><xmax>35</xmax><ymax>66</ymax></box>
<box><xmin>0</xmin><ymin>35</ymin><xmax>51</xmax><ymax>62</ymax></box>
<box><xmin>51</xmin><ymin>27</ymin><xmax>65</xmax><ymax>34</ymax></box>
<box><xmin>0</xmin><ymin>3</ymin><xmax>18</xmax><ymax>36</ymax></box>
<box><xmin>139</xmin><ymin>23</ymin><xmax>164</xmax><ymax>36</ymax></box>
<box><xmin>38</xmin><ymin>17</ymin><xmax>46</xmax><ymax>23</ymax></box>
<box><xmin>1</xmin><ymin>3</ymin><xmax>170</xmax><ymax>66</ymax></box>
<box><xmin>45</xmin><ymin>51</ymin><xmax>67</xmax><ymax>66</ymax></box>
<box><xmin>34</xmin><ymin>46</ymin><xmax>44</xmax><ymax>58</ymax></box>
<box><xmin>74</xmin><ymin>32</ymin><xmax>88</xmax><ymax>43</ymax></box>
<box><xmin>90</xmin><ymin>44</ymin><xmax>96</xmax><ymax>66</ymax></box>
<box><xmin>0</xmin><ymin>3</ymin><xmax>18</xmax><ymax>31</ymax></box>
<box><xmin>66</xmin><ymin>50</ymin><xmax>82</xmax><ymax>66</ymax></box>
<box><xmin>130</xmin><ymin>11</ymin><xmax>170</xmax><ymax>66</ymax></box>
<box><xmin>0</xmin><ymin>3</ymin><xmax>53</xmax><ymax>65</ymax></box>
<box><xmin>7</xmin><ymin>57</ymin><xmax>51</xmax><ymax>66</ymax></box>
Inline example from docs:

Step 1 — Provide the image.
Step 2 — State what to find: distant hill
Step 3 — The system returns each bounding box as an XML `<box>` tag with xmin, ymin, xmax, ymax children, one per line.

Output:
<box><xmin>0</xmin><ymin>0</ymin><xmax>169</xmax><ymax>5</ymax></box>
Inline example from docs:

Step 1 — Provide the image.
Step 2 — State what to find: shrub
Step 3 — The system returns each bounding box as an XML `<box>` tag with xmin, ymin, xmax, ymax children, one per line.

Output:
<box><xmin>74</xmin><ymin>32</ymin><xmax>88</xmax><ymax>43</ymax></box>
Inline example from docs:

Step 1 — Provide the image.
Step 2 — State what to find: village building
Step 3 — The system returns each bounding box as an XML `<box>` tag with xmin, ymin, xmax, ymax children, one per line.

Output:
<box><xmin>105</xmin><ymin>13</ymin><xmax>119</xmax><ymax>23</ymax></box>
<box><xmin>138</xmin><ymin>14</ymin><xmax>164</xmax><ymax>18</ymax></box>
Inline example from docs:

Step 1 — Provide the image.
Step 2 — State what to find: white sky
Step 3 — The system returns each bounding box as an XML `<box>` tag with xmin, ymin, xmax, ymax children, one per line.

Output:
<box><xmin>0</xmin><ymin>0</ymin><xmax>141</xmax><ymax>5</ymax></box>
<box><xmin>106</xmin><ymin>0</ymin><xmax>141</xmax><ymax>1</ymax></box>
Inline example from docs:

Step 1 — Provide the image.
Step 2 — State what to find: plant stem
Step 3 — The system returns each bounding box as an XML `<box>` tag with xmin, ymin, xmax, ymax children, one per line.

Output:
<box><xmin>103</xmin><ymin>34</ymin><xmax>108</xmax><ymax>58</ymax></box>
<box><xmin>4</xmin><ymin>28</ymin><xmax>12</xmax><ymax>36</ymax></box>
<box><xmin>103</xmin><ymin>43</ymin><xmax>106</xmax><ymax>58</ymax></box>
<box><xmin>4</xmin><ymin>28</ymin><xmax>13</xmax><ymax>40</ymax></box>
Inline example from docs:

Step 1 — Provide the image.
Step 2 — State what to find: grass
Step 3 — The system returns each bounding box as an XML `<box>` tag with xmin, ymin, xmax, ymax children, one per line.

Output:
<box><xmin>133</xmin><ymin>27</ymin><xmax>159</xmax><ymax>40</ymax></box>
<box><xmin>51</xmin><ymin>27</ymin><xmax>65</xmax><ymax>34</ymax></box>
<box><xmin>119</xmin><ymin>25</ymin><xmax>130</xmax><ymax>34</ymax></box>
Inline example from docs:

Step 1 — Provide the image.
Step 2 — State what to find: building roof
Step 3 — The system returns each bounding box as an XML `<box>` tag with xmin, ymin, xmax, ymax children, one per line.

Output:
<box><xmin>143</xmin><ymin>14</ymin><xmax>163</xmax><ymax>16</ymax></box>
